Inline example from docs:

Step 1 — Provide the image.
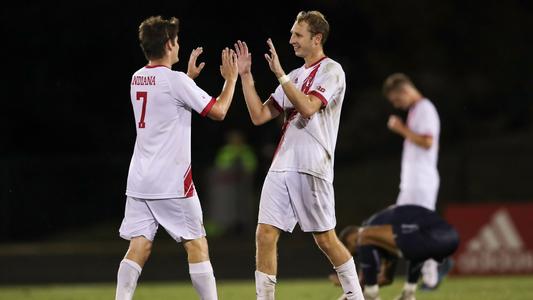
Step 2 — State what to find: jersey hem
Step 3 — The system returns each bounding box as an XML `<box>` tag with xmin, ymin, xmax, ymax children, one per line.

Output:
<box><xmin>126</xmin><ymin>191</ymin><xmax>192</xmax><ymax>199</ymax></box>
<box><xmin>267</xmin><ymin>168</ymin><xmax>333</xmax><ymax>183</ymax></box>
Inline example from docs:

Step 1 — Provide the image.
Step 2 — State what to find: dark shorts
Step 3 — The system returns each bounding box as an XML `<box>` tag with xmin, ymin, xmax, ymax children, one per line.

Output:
<box><xmin>364</xmin><ymin>205</ymin><xmax>459</xmax><ymax>262</ymax></box>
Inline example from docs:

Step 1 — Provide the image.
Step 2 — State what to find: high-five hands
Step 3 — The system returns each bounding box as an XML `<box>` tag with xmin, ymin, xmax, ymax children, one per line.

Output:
<box><xmin>187</xmin><ymin>47</ymin><xmax>205</xmax><ymax>80</ymax></box>
<box><xmin>234</xmin><ymin>40</ymin><xmax>252</xmax><ymax>76</ymax></box>
<box><xmin>220</xmin><ymin>47</ymin><xmax>239</xmax><ymax>82</ymax></box>
<box><xmin>264</xmin><ymin>38</ymin><xmax>286</xmax><ymax>78</ymax></box>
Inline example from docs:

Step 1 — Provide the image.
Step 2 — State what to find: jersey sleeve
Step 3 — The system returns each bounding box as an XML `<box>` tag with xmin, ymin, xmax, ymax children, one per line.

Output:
<box><xmin>170</xmin><ymin>72</ymin><xmax>217</xmax><ymax>117</ymax></box>
<box><xmin>268</xmin><ymin>84</ymin><xmax>285</xmax><ymax>113</ymax></box>
<box><xmin>411</xmin><ymin>102</ymin><xmax>440</xmax><ymax>138</ymax></box>
<box><xmin>308</xmin><ymin>62</ymin><xmax>344</xmax><ymax>107</ymax></box>
<box><xmin>267</xmin><ymin>71</ymin><xmax>297</xmax><ymax>113</ymax></box>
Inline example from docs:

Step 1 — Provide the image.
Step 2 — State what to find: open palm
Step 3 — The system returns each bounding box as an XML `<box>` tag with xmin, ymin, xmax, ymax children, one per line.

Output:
<box><xmin>234</xmin><ymin>40</ymin><xmax>252</xmax><ymax>75</ymax></box>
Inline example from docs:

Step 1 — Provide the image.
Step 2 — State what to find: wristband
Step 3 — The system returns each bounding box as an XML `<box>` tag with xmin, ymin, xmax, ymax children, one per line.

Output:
<box><xmin>278</xmin><ymin>74</ymin><xmax>290</xmax><ymax>85</ymax></box>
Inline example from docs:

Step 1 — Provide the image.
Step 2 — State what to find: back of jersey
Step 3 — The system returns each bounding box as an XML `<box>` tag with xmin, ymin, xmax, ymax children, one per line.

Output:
<box><xmin>126</xmin><ymin>65</ymin><xmax>214</xmax><ymax>199</ymax></box>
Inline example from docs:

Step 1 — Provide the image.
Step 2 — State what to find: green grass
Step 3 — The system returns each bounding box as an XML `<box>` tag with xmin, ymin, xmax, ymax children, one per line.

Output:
<box><xmin>1</xmin><ymin>276</ymin><xmax>532</xmax><ymax>300</ymax></box>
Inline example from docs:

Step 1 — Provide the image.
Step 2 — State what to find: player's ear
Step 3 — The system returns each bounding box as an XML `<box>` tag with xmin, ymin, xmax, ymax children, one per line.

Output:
<box><xmin>313</xmin><ymin>33</ymin><xmax>323</xmax><ymax>46</ymax></box>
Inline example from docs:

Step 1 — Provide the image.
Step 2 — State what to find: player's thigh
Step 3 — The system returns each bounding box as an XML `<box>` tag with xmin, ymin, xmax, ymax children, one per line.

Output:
<box><xmin>286</xmin><ymin>172</ymin><xmax>336</xmax><ymax>232</ymax></box>
<box><xmin>258</xmin><ymin>172</ymin><xmax>297</xmax><ymax>232</ymax></box>
<box><xmin>119</xmin><ymin>196</ymin><xmax>159</xmax><ymax>241</ymax></box>
<box><xmin>147</xmin><ymin>195</ymin><xmax>206</xmax><ymax>243</ymax></box>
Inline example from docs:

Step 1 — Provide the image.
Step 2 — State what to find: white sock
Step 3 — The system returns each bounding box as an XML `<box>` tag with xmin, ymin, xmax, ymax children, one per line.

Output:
<box><xmin>255</xmin><ymin>270</ymin><xmax>277</xmax><ymax>300</ymax></box>
<box><xmin>116</xmin><ymin>258</ymin><xmax>142</xmax><ymax>300</ymax></box>
<box><xmin>189</xmin><ymin>261</ymin><xmax>218</xmax><ymax>300</ymax></box>
<box><xmin>364</xmin><ymin>284</ymin><xmax>379</xmax><ymax>297</ymax></box>
<box><xmin>334</xmin><ymin>258</ymin><xmax>364</xmax><ymax>300</ymax></box>
<box><xmin>422</xmin><ymin>259</ymin><xmax>439</xmax><ymax>287</ymax></box>
<box><xmin>404</xmin><ymin>282</ymin><xmax>417</xmax><ymax>293</ymax></box>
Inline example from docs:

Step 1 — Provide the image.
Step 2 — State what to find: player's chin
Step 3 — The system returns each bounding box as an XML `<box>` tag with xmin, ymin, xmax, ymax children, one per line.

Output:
<box><xmin>293</xmin><ymin>50</ymin><xmax>305</xmax><ymax>57</ymax></box>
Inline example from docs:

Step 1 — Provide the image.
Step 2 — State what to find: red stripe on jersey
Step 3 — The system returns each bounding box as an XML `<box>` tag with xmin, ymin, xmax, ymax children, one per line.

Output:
<box><xmin>184</xmin><ymin>165</ymin><xmax>195</xmax><ymax>198</ymax></box>
<box><xmin>301</xmin><ymin>65</ymin><xmax>321</xmax><ymax>94</ymax></box>
<box><xmin>308</xmin><ymin>90</ymin><xmax>328</xmax><ymax>107</ymax></box>
<box><xmin>200</xmin><ymin>97</ymin><xmax>217</xmax><ymax>117</ymax></box>
<box><xmin>272</xmin><ymin>109</ymin><xmax>298</xmax><ymax>160</ymax></box>
<box><xmin>269</xmin><ymin>95</ymin><xmax>283</xmax><ymax>113</ymax></box>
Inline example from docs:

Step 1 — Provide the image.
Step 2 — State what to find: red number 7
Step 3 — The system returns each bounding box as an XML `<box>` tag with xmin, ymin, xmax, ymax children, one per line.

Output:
<box><xmin>136</xmin><ymin>91</ymin><xmax>148</xmax><ymax>128</ymax></box>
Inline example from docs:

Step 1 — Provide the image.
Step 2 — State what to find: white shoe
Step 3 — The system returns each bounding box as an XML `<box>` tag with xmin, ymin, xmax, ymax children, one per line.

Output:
<box><xmin>394</xmin><ymin>290</ymin><xmax>416</xmax><ymax>300</ymax></box>
<box><xmin>363</xmin><ymin>290</ymin><xmax>382</xmax><ymax>300</ymax></box>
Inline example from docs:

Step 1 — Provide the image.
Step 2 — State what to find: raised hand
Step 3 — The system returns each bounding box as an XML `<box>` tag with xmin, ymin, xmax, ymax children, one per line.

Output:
<box><xmin>387</xmin><ymin>115</ymin><xmax>407</xmax><ymax>134</ymax></box>
<box><xmin>187</xmin><ymin>47</ymin><xmax>206</xmax><ymax>80</ymax></box>
<box><xmin>264</xmin><ymin>38</ymin><xmax>286</xmax><ymax>78</ymax></box>
<box><xmin>220</xmin><ymin>47</ymin><xmax>238</xmax><ymax>82</ymax></box>
<box><xmin>234</xmin><ymin>40</ymin><xmax>252</xmax><ymax>76</ymax></box>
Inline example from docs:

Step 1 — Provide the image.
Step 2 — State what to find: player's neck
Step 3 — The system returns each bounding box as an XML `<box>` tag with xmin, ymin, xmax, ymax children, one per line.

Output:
<box><xmin>147</xmin><ymin>57</ymin><xmax>173</xmax><ymax>69</ymax></box>
<box><xmin>408</xmin><ymin>94</ymin><xmax>424</xmax><ymax>108</ymax></box>
<box><xmin>304</xmin><ymin>50</ymin><xmax>326</xmax><ymax>68</ymax></box>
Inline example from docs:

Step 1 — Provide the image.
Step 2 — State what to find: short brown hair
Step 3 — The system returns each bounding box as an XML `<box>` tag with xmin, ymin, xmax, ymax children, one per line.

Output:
<box><xmin>382</xmin><ymin>73</ymin><xmax>415</xmax><ymax>96</ymax></box>
<box><xmin>138</xmin><ymin>16</ymin><xmax>179</xmax><ymax>60</ymax></box>
<box><xmin>296</xmin><ymin>11</ymin><xmax>330</xmax><ymax>45</ymax></box>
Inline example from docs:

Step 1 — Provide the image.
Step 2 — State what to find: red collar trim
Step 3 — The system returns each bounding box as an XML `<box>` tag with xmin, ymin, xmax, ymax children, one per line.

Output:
<box><xmin>305</xmin><ymin>56</ymin><xmax>327</xmax><ymax>69</ymax></box>
<box><xmin>145</xmin><ymin>65</ymin><xmax>170</xmax><ymax>69</ymax></box>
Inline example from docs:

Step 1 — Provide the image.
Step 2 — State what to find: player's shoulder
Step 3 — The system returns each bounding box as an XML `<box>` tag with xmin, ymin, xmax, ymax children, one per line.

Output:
<box><xmin>320</xmin><ymin>57</ymin><xmax>344</xmax><ymax>75</ymax></box>
<box><xmin>420</xmin><ymin>98</ymin><xmax>438</xmax><ymax>112</ymax></box>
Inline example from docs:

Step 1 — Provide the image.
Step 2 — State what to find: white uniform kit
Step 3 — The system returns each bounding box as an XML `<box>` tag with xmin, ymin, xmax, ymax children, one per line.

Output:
<box><xmin>259</xmin><ymin>57</ymin><xmax>346</xmax><ymax>232</ymax></box>
<box><xmin>120</xmin><ymin>65</ymin><xmax>216</xmax><ymax>242</ymax></box>
<box><xmin>396</xmin><ymin>98</ymin><xmax>440</xmax><ymax>211</ymax></box>
<box><xmin>395</xmin><ymin>98</ymin><xmax>441</xmax><ymax>288</ymax></box>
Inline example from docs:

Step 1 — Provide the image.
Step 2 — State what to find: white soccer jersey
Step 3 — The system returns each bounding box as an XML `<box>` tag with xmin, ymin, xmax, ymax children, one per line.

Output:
<box><xmin>268</xmin><ymin>57</ymin><xmax>345</xmax><ymax>183</ymax></box>
<box><xmin>126</xmin><ymin>65</ymin><xmax>216</xmax><ymax>199</ymax></box>
<box><xmin>398</xmin><ymin>98</ymin><xmax>440</xmax><ymax>207</ymax></box>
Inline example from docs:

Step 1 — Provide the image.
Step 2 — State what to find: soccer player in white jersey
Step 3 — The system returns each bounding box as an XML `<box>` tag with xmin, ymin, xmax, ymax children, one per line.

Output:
<box><xmin>233</xmin><ymin>11</ymin><xmax>364</xmax><ymax>300</ymax></box>
<box><xmin>384</xmin><ymin>73</ymin><xmax>442</xmax><ymax>299</ymax></box>
<box><xmin>115</xmin><ymin>16</ymin><xmax>238</xmax><ymax>300</ymax></box>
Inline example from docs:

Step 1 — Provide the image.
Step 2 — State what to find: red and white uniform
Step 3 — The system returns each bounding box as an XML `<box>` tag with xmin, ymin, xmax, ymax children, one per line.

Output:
<box><xmin>259</xmin><ymin>57</ymin><xmax>346</xmax><ymax>232</ymax></box>
<box><xmin>127</xmin><ymin>65</ymin><xmax>215</xmax><ymax>199</ymax></box>
<box><xmin>269</xmin><ymin>57</ymin><xmax>345</xmax><ymax>183</ymax></box>
<box><xmin>396</xmin><ymin>98</ymin><xmax>440</xmax><ymax>210</ymax></box>
<box><xmin>120</xmin><ymin>65</ymin><xmax>215</xmax><ymax>242</ymax></box>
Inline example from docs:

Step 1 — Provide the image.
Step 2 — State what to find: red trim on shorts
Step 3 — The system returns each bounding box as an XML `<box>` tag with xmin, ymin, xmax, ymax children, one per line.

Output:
<box><xmin>200</xmin><ymin>97</ymin><xmax>217</xmax><ymax>117</ymax></box>
<box><xmin>308</xmin><ymin>90</ymin><xmax>328</xmax><ymax>107</ymax></box>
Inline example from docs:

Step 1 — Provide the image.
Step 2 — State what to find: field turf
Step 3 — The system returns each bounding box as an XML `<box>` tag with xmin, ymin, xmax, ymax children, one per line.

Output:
<box><xmin>1</xmin><ymin>276</ymin><xmax>532</xmax><ymax>299</ymax></box>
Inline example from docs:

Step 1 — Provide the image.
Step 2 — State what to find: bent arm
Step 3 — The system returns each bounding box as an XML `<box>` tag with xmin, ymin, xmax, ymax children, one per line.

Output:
<box><xmin>279</xmin><ymin>80</ymin><xmax>323</xmax><ymax>118</ymax></box>
<box><xmin>240</xmin><ymin>73</ymin><xmax>280</xmax><ymax>125</ymax></box>
<box><xmin>207</xmin><ymin>79</ymin><xmax>237</xmax><ymax>121</ymax></box>
<box><xmin>400</xmin><ymin>129</ymin><xmax>434</xmax><ymax>149</ymax></box>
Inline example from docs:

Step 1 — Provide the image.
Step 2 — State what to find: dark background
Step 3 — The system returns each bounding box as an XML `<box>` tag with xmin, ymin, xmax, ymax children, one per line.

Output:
<box><xmin>1</xmin><ymin>0</ymin><xmax>532</xmax><ymax>283</ymax></box>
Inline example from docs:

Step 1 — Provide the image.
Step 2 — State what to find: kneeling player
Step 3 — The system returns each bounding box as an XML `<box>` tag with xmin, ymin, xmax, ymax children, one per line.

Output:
<box><xmin>334</xmin><ymin>205</ymin><xmax>459</xmax><ymax>300</ymax></box>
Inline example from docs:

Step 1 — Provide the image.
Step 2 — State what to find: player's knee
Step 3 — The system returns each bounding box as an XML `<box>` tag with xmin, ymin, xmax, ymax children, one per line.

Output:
<box><xmin>313</xmin><ymin>232</ymin><xmax>337</xmax><ymax>253</ymax></box>
<box><xmin>184</xmin><ymin>237</ymin><xmax>210</xmax><ymax>260</ymax></box>
<box><xmin>128</xmin><ymin>237</ymin><xmax>153</xmax><ymax>261</ymax></box>
<box><xmin>256</xmin><ymin>225</ymin><xmax>279</xmax><ymax>248</ymax></box>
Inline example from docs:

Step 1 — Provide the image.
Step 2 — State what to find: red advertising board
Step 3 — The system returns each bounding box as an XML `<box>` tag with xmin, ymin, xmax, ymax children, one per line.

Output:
<box><xmin>445</xmin><ymin>203</ymin><xmax>533</xmax><ymax>275</ymax></box>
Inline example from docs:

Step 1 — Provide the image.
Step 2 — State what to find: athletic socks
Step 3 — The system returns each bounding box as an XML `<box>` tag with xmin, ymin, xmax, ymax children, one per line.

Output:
<box><xmin>189</xmin><ymin>261</ymin><xmax>218</xmax><ymax>300</ymax></box>
<box><xmin>358</xmin><ymin>245</ymin><xmax>380</xmax><ymax>286</ymax></box>
<box><xmin>115</xmin><ymin>258</ymin><xmax>142</xmax><ymax>300</ymax></box>
<box><xmin>255</xmin><ymin>270</ymin><xmax>277</xmax><ymax>300</ymax></box>
<box><xmin>334</xmin><ymin>257</ymin><xmax>364</xmax><ymax>300</ymax></box>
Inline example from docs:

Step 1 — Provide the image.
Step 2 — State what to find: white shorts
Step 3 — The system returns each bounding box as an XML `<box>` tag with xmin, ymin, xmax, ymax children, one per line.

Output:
<box><xmin>119</xmin><ymin>195</ymin><xmax>206</xmax><ymax>242</ymax></box>
<box><xmin>258</xmin><ymin>171</ymin><xmax>336</xmax><ymax>233</ymax></box>
<box><xmin>396</xmin><ymin>188</ymin><xmax>438</xmax><ymax>211</ymax></box>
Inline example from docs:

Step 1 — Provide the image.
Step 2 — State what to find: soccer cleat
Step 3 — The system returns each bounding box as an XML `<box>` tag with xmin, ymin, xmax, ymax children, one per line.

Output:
<box><xmin>362</xmin><ymin>290</ymin><xmax>382</xmax><ymax>300</ymax></box>
<box><xmin>420</xmin><ymin>258</ymin><xmax>454</xmax><ymax>291</ymax></box>
<box><xmin>393</xmin><ymin>289</ymin><xmax>416</xmax><ymax>300</ymax></box>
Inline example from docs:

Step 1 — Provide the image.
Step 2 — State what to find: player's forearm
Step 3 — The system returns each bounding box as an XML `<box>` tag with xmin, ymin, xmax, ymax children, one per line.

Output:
<box><xmin>213</xmin><ymin>79</ymin><xmax>237</xmax><ymax>120</ymax></box>
<box><xmin>281</xmin><ymin>82</ymin><xmax>320</xmax><ymax>118</ymax></box>
<box><xmin>401</xmin><ymin>129</ymin><xmax>433</xmax><ymax>149</ymax></box>
<box><xmin>241</xmin><ymin>73</ymin><xmax>269</xmax><ymax>125</ymax></box>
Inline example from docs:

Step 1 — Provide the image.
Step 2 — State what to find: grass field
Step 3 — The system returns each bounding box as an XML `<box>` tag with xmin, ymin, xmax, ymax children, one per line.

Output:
<box><xmin>1</xmin><ymin>276</ymin><xmax>532</xmax><ymax>300</ymax></box>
